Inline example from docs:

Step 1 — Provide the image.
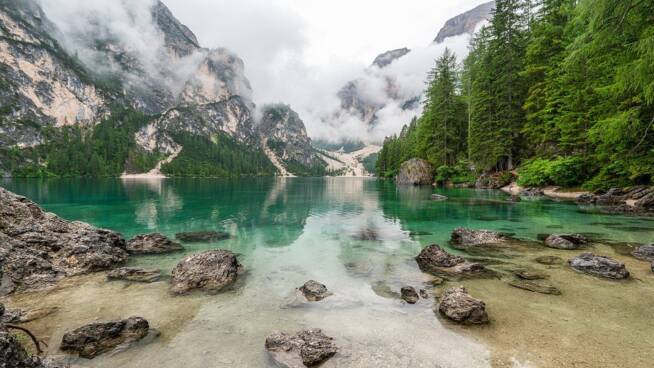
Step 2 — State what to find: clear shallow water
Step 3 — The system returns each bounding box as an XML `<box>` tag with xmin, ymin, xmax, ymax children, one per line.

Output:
<box><xmin>2</xmin><ymin>177</ymin><xmax>654</xmax><ymax>368</ymax></box>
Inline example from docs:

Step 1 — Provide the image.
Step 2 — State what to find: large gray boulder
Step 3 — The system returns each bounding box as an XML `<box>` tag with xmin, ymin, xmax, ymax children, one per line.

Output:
<box><xmin>0</xmin><ymin>187</ymin><xmax>127</xmax><ymax>295</ymax></box>
<box><xmin>60</xmin><ymin>317</ymin><xmax>150</xmax><ymax>358</ymax></box>
<box><xmin>395</xmin><ymin>158</ymin><xmax>434</xmax><ymax>185</ymax></box>
<box><xmin>438</xmin><ymin>286</ymin><xmax>489</xmax><ymax>325</ymax></box>
<box><xmin>568</xmin><ymin>253</ymin><xmax>629</xmax><ymax>279</ymax></box>
<box><xmin>265</xmin><ymin>329</ymin><xmax>337</xmax><ymax>367</ymax></box>
<box><xmin>170</xmin><ymin>250</ymin><xmax>240</xmax><ymax>294</ymax></box>
<box><xmin>126</xmin><ymin>233</ymin><xmax>182</xmax><ymax>255</ymax></box>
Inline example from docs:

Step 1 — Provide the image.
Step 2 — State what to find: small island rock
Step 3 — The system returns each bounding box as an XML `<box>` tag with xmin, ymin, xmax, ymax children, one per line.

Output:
<box><xmin>265</xmin><ymin>329</ymin><xmax>337</xmax><ymax>367</ymax></box>
<box><xmin>298</xmin><ymin>280</ymin><xmax>332</xmax><ymax>301</ymax></box>
<box><xmin>170</xmin><ymin>250</ymin><xmax>240</xmax><ymax>294</ymax></box>
<box><xmin>395</xmin><ymin>158</ymin><xmax>434</xmax><ymax>185</ymax></box>
<box><xmin>568</xmin><ymin>253</ymin><xmax>629</xmax><ymax>279</ymax></box>
<box><xmin>400</xmin><ymin>286</ymin><xmax>419</xmax><ymax>304</ymax></box>
<box><xmin>60</xmin><ymin>316</ymin><xmax>150</xmax><ymax>358</ymax></box>
<box><xmin>126</xmin><ymin>233</ymin><xmax>182</xmax><ymax>254</ymax></box>
<box><xmin>438</xmin><ymin>286</ymin><xmax>489</xmax><ymax>325</ymax></box>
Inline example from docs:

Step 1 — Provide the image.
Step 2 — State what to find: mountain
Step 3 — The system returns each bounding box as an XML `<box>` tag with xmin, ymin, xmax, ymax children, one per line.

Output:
<box><xmin>433</xmin><ymin>1</ymin><xmax>495</xmax><ymax>43</ymax></box>
<box><xmin>0</xmin><ymin>0</ymin><xmax>323</xmax><ymax>177</ymax></box>
<box><xmin>371</xmin><ymin>47</ymin><xmax>411</xmax><ymax>68</ymax></box>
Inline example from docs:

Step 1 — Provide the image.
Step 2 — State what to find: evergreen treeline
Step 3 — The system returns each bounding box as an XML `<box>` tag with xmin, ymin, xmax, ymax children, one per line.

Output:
<box><xmin>377</xmin><ymin>0</ymin><xmax>654</xmax><ymax>190</ymax></box>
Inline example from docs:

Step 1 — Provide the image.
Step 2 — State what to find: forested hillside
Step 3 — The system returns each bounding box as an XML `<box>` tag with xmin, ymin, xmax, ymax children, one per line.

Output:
<box><xmin>377</xmin><ymin>0</ymin><xmax>654</xmax><ymax>190</ymax></box>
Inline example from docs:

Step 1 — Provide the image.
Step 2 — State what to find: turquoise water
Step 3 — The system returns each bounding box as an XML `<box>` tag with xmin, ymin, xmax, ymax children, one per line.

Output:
<box><xmin>3</xmin><ymin>177</ymin><xmax>654</xmax><ymax>368</ymax></box>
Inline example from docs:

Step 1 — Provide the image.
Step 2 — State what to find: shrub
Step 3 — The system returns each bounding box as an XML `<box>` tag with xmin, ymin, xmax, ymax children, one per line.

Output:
<box><xmin>517</xmin><ymin>156</ymin><xmax>589</xmax><ymax>187</ymax></box>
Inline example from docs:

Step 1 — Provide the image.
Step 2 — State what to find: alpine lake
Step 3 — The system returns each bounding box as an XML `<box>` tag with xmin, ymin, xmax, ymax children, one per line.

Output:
<box><xmin>2</xmin><ymin>177</ymin><xmax>653</xmax><ymax>368</ymax></box>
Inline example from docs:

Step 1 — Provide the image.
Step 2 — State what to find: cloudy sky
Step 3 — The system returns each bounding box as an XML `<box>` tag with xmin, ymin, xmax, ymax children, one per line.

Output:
<box><xmin>40</xmin><ymin>0</ymin><xmax>489</xmax><ymax>143</ymax></box>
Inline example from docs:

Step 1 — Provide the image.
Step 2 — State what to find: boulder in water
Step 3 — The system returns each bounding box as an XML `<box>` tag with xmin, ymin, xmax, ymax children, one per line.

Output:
<box><xmin>395</xmin><ymin>158</ymin><xmax>434</xmax><ymax>185</ymax></box>
<box><xmin>126</xmin><ymin>233</ymin><xmax>182</xmax><ymax>254</ymax></box>
<box><xmin>298</xmin><ymin>280</ymin><xmax>332</xmax><ymax>301</ymax></box>
<box><xmin>544</xmin><ymin>234</ymin><xmax>588</xmax><ymax>250</ymax></box>
<box><xmin>175</xmin><ymin>231</ymin><xmax>230</xmax><ymax>242</ymax></box>
<box><xmin>107</xmin><ymin>267</ymin><xmax>162</xmax><ymax>283</ymax></box>
<box><xmin>632</xmin><ymin>244</ymin><xmax>654</xmax><ymax>262</ymax></box>
<box><xmin>265</xmin><ymin>329</ymin><xmax>337</xmax><ymax>367</ymax></box>
<box><xmin>60</xmin><ymin>316</ymin><xmax>150</xmax><ymax>358</ymax></box>
<box><xmin>438</xmin><ymin>286</ymin><xmax>489</xmax><ymax>325</ymax></box>
<box><xmin>170</xmin><ymin>250</ymin><xmax>240</xmax><ymax>294</ymax></box>
<box><xmin>568</xmin><ymin>253</ymin><xmax>629</xmax><ymax>279</ymax></box>
<box><xmin>415</xmin><ymin>244</ymin><xmax>485</xmax><ymax>276</ymax></box>
<box><xmin>451</xmin><ymin>228</ymin><xmax>510</xmax><ymax>248</ymax></box>
<box><xmin>400</xmin><ymin>286</ymin><xmax>419</xmax><ymax>304</ymax></box>
<box><xmin>430</xmin><ymin>194</ymin><xmax>448</xmax><ymax>201</ymax></box>
<box><xmin>0</xmin><ymin>187</ymin><xmax>127</xmax><ymax>296</ymax></box>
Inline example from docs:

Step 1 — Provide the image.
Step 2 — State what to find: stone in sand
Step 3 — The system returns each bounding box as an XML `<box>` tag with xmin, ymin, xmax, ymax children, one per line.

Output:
<box><xmin>107</xmin><ymin>267</ymin><xmax>162</xmax><ymax>283</ymax></box>
<box><xmin>60</xmin><ymin>316</ymin><xmax>150</xmax><ymax>358</ymax></box>
<box><xmin>265</xmin><ymin>329</ymin><xmax>337</xmax><ymax>367</ymax></box>
<box><xmin>126</xmin><ymin>233</ymin><xmax>182</xmax><ymax>254</ymax></box>
<box><xmin>544</xmin><ymin>234</ymin><xmax>588</xmax><ymax>250</ymax></box>
<box><xmin>170</xmin><ymin>250</ymin><xmax>240</xmax><ymax>294</ymax></box>
<box><xmin>508</xmin><ymin>279</ymin><xmax>561</xmax><ymax>295</ymax></box>
<box><xmin>438</xmin><ymin>286</ymin><xmax>489</xmax><ymax>325</ymax></box>
<box><xmin>175</xmin><ymin>231</ymin><xmax>229</xmax><ymax>242</ymax></box>
<box><xmin>298</xmin><ymin>280</ymin><xmax>332</xmax><ymax>301</ymax></box>
<box><xmin>450</xmin><ymin>228</ymin><xmax>511</xmax><ymax>247</ymax></box>
<box><xmin>415</xmin><ymin>244</ymin><xmax>485</xmax><ymax>276</ymax></box>
<box><xmin>400</xmin><ymin>286</ymin><xmax>419</xmax><ymax>304</ymax></box>
<box><xmin>568</xmin><ymin>253</ymin><xmax>629</xmax><ymax>279</ymax></box>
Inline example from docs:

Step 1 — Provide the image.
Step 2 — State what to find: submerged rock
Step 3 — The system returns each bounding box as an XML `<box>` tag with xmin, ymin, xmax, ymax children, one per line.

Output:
<box><xmin>520</xmin><ymin>187</ymin><xmax>544</xmax><ymax>197</ymax></box>
<box><xmin>174</xmin><ymin>231</ymin><xmax>230</xmax><ymax>242</ymax></box>
<box><xmin>298</xmin><ymin>280</ymin><xmax>332</xmax><ymax>302</ymax></box>
<box><xmin>126</xmin><ymin>233</ymin><xmax>182</xmax><ymax>254</ymax></box>
<box><xmin>451</xmin><ymin>228</ymin><xmax>511</xmax><ymax>248</ymax></box>
<box><xmin>508</xmin><ymin>279</ymin><xmax>561</xmax><ymax>295</ymax></box>
<box><xmin>438</xmin><ymin>286</ymin><xmax>489</xmax><ymax>325</ymax></box>
<box><xmin>265</xmin><ymin>329</ymin><xmax>337</xmax><ymax>367</ymax></box>
<box><xmin>415</xmin><ymin>244</ymin><xmax>485</xmax><ymax>276</ymax></box>
<box><xmin>400</xmin><ymin>286</ymin><xmax>419</xmax><ymax>304</ymax></box>
<box><xmin>395</xmin><ymin>158</ymin><xmax>434</xmax><ymax>185</ymax></box>
<box><xmin>352</xmin><ymin>228</ymin><xmax>379</xmax><ymax>241</ymax></box>
<box><xmin>371</xmin><ymin>281</ymin><xmax>401</xmax><ymax>299</ymax></box>
<box><xmin>0</xmin><ymin>187</ymin><xmax>127</xmax><ymax>295</ymax></box>
<box><xmin>170</xmin><ymin>250</ymin><xmax>240</xmax><ymax>294</ymax></box>
<box><xmin>60</xmin><ymin>316</ymin><xmax>150</xmax><ymax>358</ymax></box>
<box><xmin>1</xmin><ymin>306</ymin><xmax>58</xmax><ymax>324</ymax></box>
<box><xmin>513</xmin><ymin>269</ymin><xmax>547</xmax><ymax>280</ymax></box>
<box><xmin>430</xmin><ymin>194</ymin><xmax>448</xmax><ymax>201</ymax></box>
<box><xmin>534</xmin><ymin>255</ymin><xmax>563</xmax><ymax>265</ymax></box>
<box><xmin>544</xmin><ymin>234</ymin><xmax>588</xmax><ymax>250</ymax></box>
<box><xmin>568</xmin><ymin>253</ymin><xmax>630</xmax><ymax>279</ymax></box>
<box><xmin>107</xmin><ymin>267</ymin><xmax>162</xmax><ymax>283</ymax></box>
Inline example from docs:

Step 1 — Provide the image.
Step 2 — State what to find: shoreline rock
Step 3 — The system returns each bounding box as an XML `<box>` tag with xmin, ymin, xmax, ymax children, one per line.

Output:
<box><xmin>395</xmin><ymin>158</ymin><xmax>434</xmax><ymax>185</ymax></box>
<box><xmin>438</xmin><ymin>286</ymin><xmax>489</xmax><ymax>325</ymax></box>
<box><xmin>60</xmin><ymin>316</ymin><xmax>151</xmax><ymax>358</ymax></box>
<box><xmin>170</xmin><ymin>250</ymin><xmax>240</xmax><ymax>294</ymax></box>
<box><xmin>265</xmin><ymin>329</ymin><xmax>337</xmax><ymax>367</ymax></box>
<box><xmin>568</xmin><ymin>253</ymin><xmax>630</xmax><ymax>279</ymax></box>
<box><xmin>0</xmin><ymin>187</ymin><xmax>127</xmax><ymax>296</ymax></box>
<box><xmin>126</xmin><ymin>233</ymin><xmax>183</xmax><ymax>254</ymax></box>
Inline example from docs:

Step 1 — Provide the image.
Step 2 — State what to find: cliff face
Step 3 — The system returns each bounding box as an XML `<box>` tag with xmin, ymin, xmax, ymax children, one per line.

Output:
<box><xmin>433</xmin><ymin>1</ymin><xmax>495</xmax><ymax>43</ymax></box>
<box><xmin>256</xmin><ymin>104</ymin><xmax>326</xmax><ymax>174</ymax></box>
<box><xmin>371</xmin><ymin>47</ymin><xmax>411</xmax><ymax>68</ymax></box>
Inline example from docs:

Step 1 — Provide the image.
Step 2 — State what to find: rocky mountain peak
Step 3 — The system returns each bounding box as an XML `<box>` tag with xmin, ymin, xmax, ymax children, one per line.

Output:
<box><xmin>433</xmin><ymin>1</ymin><xmax>495</xmax><ymax>43</ymax></box>
<box><xmin>151</xmin><ymin>0</ymin><xmax>200</xmax><ymax>57</ymax></box>
<box><xmin>371</xmin><ymin>47</ymin><xmax>410</xmax><ymax>68</ymax></box>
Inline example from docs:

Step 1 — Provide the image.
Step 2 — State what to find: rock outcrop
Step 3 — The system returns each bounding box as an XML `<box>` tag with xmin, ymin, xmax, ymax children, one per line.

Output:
<box><xmin>415</xmin><ymin>244</ymin><xmax>485</xmax><ymax>276</ymax></box>
<box><xmin>568</xmin><ymin>253</ymin><xmax>630</xmax><ymax>279</ymax></box>
<box><xmin>450</xmin><ymin>228</ymin><xmax>510</xmax><ymax>248</ymax></box>
<box><xmin>170</xmin><ymin>250</ymin><xmax>240</xmax><ymax>294</ymax></box>
<box><xmin>265</xmin><ymin>329</ymin><xmax>338</xmax><ymax>368</ymax></box>
<box><xmin>107</xmin><ymin>267</ymin><xmax>162</xmax><ymax>283</ymax></box>
<box><xmin>438</xmin><ymin>286</ymin><xmax>489</xmax><ymax>325</ymax></box>
<box><xmin>126</xmin><ymin>233</ymin><xmax>182</xmax><ymax>254</ymax></box>
<box><xmin>298</xmin><ymin>280</ymin><xmax>332</xmax><ymax>302</ymax></box>
<box><xmin>60</xmin><ymin>316</ymin><xmax>150</xmax><ymax>358</ymax></box>
<box><xmin>576</xmin><ymin>186</ymin><xmax>654</xmax><ymax>214</ymax></box>
<box><xmin>433</xmin><ymin>1</ymin><xmax>495</xmax><ymax>43</ymax></box>
<box><xmin>395</xmin><ymin>159</ymin><xmax>434</xmax><ymax>185</ymax></box>
<box><xmin>544</xmin><ymin>234</ymin><xmax>588</xmax><ymax>250</ymax></box>
<box><xmin>0</xmin><ymin>187</ymin><xmax>127</xmax><ymax>295</ymax></box>
<box><xmin>371</xmin><ymin>48</ymin><xmax>411</xmax><ymax>68</ymax></box>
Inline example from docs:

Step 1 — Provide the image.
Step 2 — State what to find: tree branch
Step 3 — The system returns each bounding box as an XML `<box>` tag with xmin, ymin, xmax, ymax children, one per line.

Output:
<box><xmin>6</xmin><ymin>324</ymin><xmax>45</xmax><ymax>355</ymax></box>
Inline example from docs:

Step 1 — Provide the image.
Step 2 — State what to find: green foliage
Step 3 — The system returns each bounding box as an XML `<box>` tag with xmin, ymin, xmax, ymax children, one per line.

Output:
<box><xmin>517</xmin><ymin>156</ymin><xmax>589</xmax><ymax>187</ymax></box>
<box><xmin>161</xmin><ymin>132</ymin><xmax>276</xmax><ymax>177</ymax></box>
<box><xmin>435</xmin><ymin>160</ymin><xmax>476</xmax><ymax>184</ymax></box>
